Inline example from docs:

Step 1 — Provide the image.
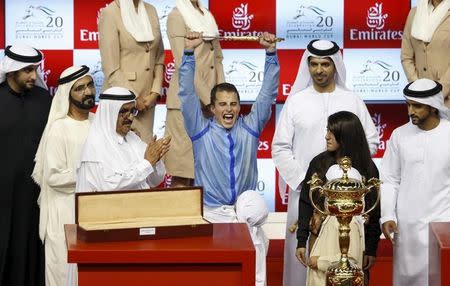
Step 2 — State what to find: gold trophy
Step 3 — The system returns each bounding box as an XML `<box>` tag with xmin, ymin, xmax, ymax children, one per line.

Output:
<box><xmin>308</xmin><ymin>157</ymin><xmax>381</xmax><ymax>286</ymax></box>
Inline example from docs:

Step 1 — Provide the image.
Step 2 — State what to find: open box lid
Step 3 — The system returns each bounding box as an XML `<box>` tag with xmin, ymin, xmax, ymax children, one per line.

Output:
<box><xmin>75</xmin><ymin>187</ymin><xmax>205</xmax><ymax>230</ymax></box>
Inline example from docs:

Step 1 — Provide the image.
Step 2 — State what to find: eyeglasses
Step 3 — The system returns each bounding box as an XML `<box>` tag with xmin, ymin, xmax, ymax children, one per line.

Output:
<box><xmin>119</xmin><ymin>107</ymin><xmax>139</xmax><ymax>117</ymax></box>
<box><xmin>72</xmin><ymin>81</ymin><xmax>95</xmax><ymax>94</ymax></box>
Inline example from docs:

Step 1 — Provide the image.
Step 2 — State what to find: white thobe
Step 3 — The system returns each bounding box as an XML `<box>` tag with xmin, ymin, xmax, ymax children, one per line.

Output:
<box><xmin>76</xmin><ymin>132</ymin><xmax>165</xmax><ymax>193</ymax></box>
<box><xmin>40</xmin><ymin>117</ymin><xmax>90</xmax><ymax>286</ymax></box>
<box><xmin>272</xmin><ymin>85</ymin><xmax>379</xmax><ymax>286</ymax></box>
<box><xmin>380</xmin><ymin>119</ymin><xmax>450</xmax><ymax>286</ymax></box>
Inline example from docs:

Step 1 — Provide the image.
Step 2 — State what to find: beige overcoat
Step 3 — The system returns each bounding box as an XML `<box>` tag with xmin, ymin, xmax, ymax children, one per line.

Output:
<box><xmin>164</xmin><ymin>7</ymin><xmax>225</xmax><ymax>178</ymax></box>
<box><xmin>401</xmin><ymin>7</ymin><xmax>450</xmax><ymax>107</ymax></box>
<box><xmin>98</xmin><ymin>0</ymin><xmax>165</xmax><ymax>142</ymax></box>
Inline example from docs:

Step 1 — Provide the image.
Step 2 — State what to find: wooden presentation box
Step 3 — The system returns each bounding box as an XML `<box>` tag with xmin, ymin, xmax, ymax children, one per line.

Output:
<box><xmin>75</xmin><ymin>187</ymin><xmax>212</xmax><ymax>242</ymax></box>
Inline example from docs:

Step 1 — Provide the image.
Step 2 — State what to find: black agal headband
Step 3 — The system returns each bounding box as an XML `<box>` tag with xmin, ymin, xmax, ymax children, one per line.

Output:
<box><xmin>403</xmin><ymin>80</ymin><xmax>442</xmax><ymax>98</ymax></box>
<box><xmin>307</xmin><ymin>39</ymin><xmax>340</xmax><ymax>56</ymax></box>
<box><xmin>58</xmin><ymin>65</ymin><xmax>90</xmax><ymax>85</ymax></box>
<box><xmin>99</xmin><ymin>90</ymin><xmax>136</xmax><ymax>101</ymax></box>
<box><xmin>5</xmin><ymin>45</ymin><xmax>43</xmax><ymax>63</ymax></box>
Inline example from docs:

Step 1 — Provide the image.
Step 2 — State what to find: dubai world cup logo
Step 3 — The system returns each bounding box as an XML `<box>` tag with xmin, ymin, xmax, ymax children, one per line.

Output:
<box><xmin>225</xmin><ymin>60</ymin><xmax>258</xmax><ymax>76</ymax></box>
<box><xmin>276</xmin><ymin>0</ymin><xmax>342</xmax><ymax>48</ymax></box>
<box><xmin>294</xmin><ymin>5</ymin><xmax>325</xmax><ymax>19</ymax></box>
<box><xmin>7</xmin><ymin>1</ymin><xmax>71</xmax><ymax>48</ymax></box>
<box><xmin>360</xmin><ymin>60</ymin><xmax>394</xmax><ymax>75</ymax></box>
<box><xmin>222</xmin><ymin>50</ymin><xmax>265</xmax><ymax>101</ymax></box>
<box><xmin>23</xmin><ymin>5</ymin><xmax>54</xmax><ymax>20</ymax></box>
<box><xmin>225</xmin><ymin>59</ymin><xmax>262</xmax><ymax>97</ymax></box>
<box><xmin>20</xmin><ymin>4</ymin><xmax>62</xmax><ymax>32</ymax></box>
<box><xmin>351</xmin><ymin>56</ymin><xmax>402</xmax><ymax>98</ymax></box>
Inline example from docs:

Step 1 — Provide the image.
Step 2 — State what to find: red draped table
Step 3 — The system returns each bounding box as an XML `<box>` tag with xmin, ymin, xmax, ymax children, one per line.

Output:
<box><xmin>429</xmin><ymin>222</ymin><xmax>450</xmax><ymax>286</ymax></box>
<box><xmin>65</xmin><ymin>223</ymin><xmax>255</xmax><ymax>286</ymax></box>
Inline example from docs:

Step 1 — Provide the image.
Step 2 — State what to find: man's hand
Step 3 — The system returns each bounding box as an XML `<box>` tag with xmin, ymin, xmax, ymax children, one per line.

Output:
<box><xmin>363</xmin><ymin>255</ymin><xmax>376</xmax><ymax>270</ymax></box>
<box><xmin>259</xmin><ymin>32</ymin><xmax>276</xmax><ymax>52</ymax></box>
<box><xmin>185</xmin><ymin>32</ymin><xmax>203</xmax><ymax>51</ymax></box>
<box><xmin>144</xmin><ymin>135</ymin><xmax>171</xmax><ymax>166</ymax></box>
<box><xmin>308</xmin><ymin>256</ymin><xmax>319</xmax><ymax>270</ymax></box>
<box><xmin>381</xmin><ymin>220</ymin><xmax>398</xmax><ymax>244</ymax></box>
<box><xmin>295</xmin><ymin>247</ymin><xmax>307</xmax><ymax>267</ymax></box>
<box><xmin>136</xmin><ymin>92</ymin><xmax>159</xmax><ymax>111</ymax></box>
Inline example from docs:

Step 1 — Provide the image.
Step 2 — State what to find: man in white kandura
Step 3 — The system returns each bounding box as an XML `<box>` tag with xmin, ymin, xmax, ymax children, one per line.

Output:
<box><xmin>380</xmin><ymin>78</ymin><xmax>450</xmax><ymax>286</ymax></box>
<box><xmin>76</xmin><ymin>87</ymin><xmax>170</xmax><ymax>193</ymax></box>
<box><xmin>32</xmin><ymin>65</ymin><xmax>95</xmax><ymax>286</ymax></box>
<box><xmin>272</xmin><ymin>39</ymin><xmax>379</xmax><ymax>286</ymax></box>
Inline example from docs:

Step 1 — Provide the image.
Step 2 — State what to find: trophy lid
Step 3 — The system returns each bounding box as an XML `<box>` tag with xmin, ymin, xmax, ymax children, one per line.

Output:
<box><xmin>324</xmin><ymin>157</ymin><xmax>365</xmax><ymax>191</ymax></box>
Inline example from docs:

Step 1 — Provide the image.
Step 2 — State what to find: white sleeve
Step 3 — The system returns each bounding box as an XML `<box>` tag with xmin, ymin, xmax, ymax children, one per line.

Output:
<box><xmin>76</xmin><ymin>162</ymin><xmax>96</xmax><ymax>193</ymax></box>
<box><xmin>145</xmin><ymin>160</ymin><xmax>166</xmax><ymax>187</ymax></box>
<box><xmin>356</xmin><ymin>98</ymin><xmax>380</xmax><ymax>155</ymax></box>
<box><xmin>379</xmin><ymin>131</ymin><xmax>401</xmax><ymax>224</ymax></box>
<box><xmin>271</xmin><ymin>101</ymin><xmax>305</xmax><ymax>192</ymax></box>
<box><xmin>76</xmin><ymin>160</ymin><xmax>153</xmax><ymax>192</ymax></box>
<box><xmin>45</xmin><ymin>127</ymin><xmax>76</xmax><ymax>193</ymax></box>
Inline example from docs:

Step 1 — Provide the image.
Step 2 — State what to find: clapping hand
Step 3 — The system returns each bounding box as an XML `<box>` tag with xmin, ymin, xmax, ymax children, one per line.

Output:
<box><xmin>144</xmin><ymin>135</ymin><xmax>171</xmax><ymax>167</ymax></box>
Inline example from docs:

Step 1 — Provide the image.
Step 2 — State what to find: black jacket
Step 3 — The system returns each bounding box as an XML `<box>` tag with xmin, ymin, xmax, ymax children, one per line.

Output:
<box><xmin>296</xmin><ymin>151</ymin><xmax>381</xmax><ymax>257</ymax></box>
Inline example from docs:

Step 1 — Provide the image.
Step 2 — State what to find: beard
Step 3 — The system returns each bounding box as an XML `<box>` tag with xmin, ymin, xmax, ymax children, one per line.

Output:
<box><xmin>70</xmin><ymin>94</ymin><xmax>95</xmax><ymax>110</ymax></box>
<box><xmin>13</xmin><ymin>76</ymin><xmax>35</xmax><ymax>92</ymax></box>
<box><xmin>410</xmin><ymin>114</ymin><xmax>428</xmax><ymax>126</ymax></box>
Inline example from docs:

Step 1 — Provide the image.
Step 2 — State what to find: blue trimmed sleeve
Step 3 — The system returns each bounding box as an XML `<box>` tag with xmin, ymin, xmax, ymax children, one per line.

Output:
<box><xmin>178</xmin><ymin>53</ymin><xmax>208</xmax><ymax>138</ymax></box>
<box><xmin>243</xmin><ymin>53</ymin><xmax>279</xmax><ymax>134</ymax></box>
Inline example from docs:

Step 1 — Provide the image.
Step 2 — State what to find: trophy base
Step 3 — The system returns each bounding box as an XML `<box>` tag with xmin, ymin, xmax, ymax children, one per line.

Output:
<box><xmin>325</xmin><ymin>260</ymin><xmax>364</xmax><ymax>286</ymax></box>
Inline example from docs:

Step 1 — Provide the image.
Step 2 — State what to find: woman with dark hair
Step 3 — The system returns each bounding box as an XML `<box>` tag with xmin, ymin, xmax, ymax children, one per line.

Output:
<box><xmin>295</xmin><ymin>111</ymin><xmax>381</xmax><ymax>285</ymax></box>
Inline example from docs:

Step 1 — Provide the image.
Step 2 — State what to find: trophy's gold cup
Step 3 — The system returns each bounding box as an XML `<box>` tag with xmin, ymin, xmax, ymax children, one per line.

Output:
<box><xmin>308</xmin><ymin>157</ymin><xmax>381</xmax><ymax>286</ymax></box>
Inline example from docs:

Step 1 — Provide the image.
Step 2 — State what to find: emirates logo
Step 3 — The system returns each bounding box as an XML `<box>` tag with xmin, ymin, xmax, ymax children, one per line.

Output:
<box><xmin>372</xmin><ymin>113</ymin><xmax>387</xmax><ymax>139</ymax></box>
<box><xmin>164</xmin><ymin>62</ymin><xmax>175</xmax><ymax>84</ymax></box>
<box><xmin>366</xmin><ymin>3</ymin><xmax>388</xmax><ymax>30</ymax></box>
<box><xmin>232</xmin><ymin>3</ymin><xmax>254</xmax><ymax>30</ymax></box>
<box><xmin>349</xmin><ymin>2</ymin><xmax>401</xmax><ymax>41</ymax></box>
<box><xmin>37</xmin><ymin>62</ymin><xmax>50</xmax><ymax>84</ymax></box>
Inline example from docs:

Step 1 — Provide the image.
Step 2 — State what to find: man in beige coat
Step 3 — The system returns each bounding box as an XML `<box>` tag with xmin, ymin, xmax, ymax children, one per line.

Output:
<box><xmin>401</xmin><ymin>0</ymin><xmax>450</xmax><ymax>108</ymax></box>
<box><xmin>164</xmin><ymin>0</ymin><xmax>225</xmax><ymax>187</ymax></box>
<box><xmin>99</xmin><ymin>0</ymin><xmax>165</xmax><ymax>142</ymax></box>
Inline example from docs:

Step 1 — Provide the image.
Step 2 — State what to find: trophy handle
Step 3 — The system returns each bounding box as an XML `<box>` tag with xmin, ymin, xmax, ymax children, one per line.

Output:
<box><xmin>309</xmin><ymin>186</ymin><xmax>328</xmax><ymax>216</ymax></box>
<box><xmin>362</xmin><ymin>178</ymin><xmax>381</xmax><ymax>216</ymax></box>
